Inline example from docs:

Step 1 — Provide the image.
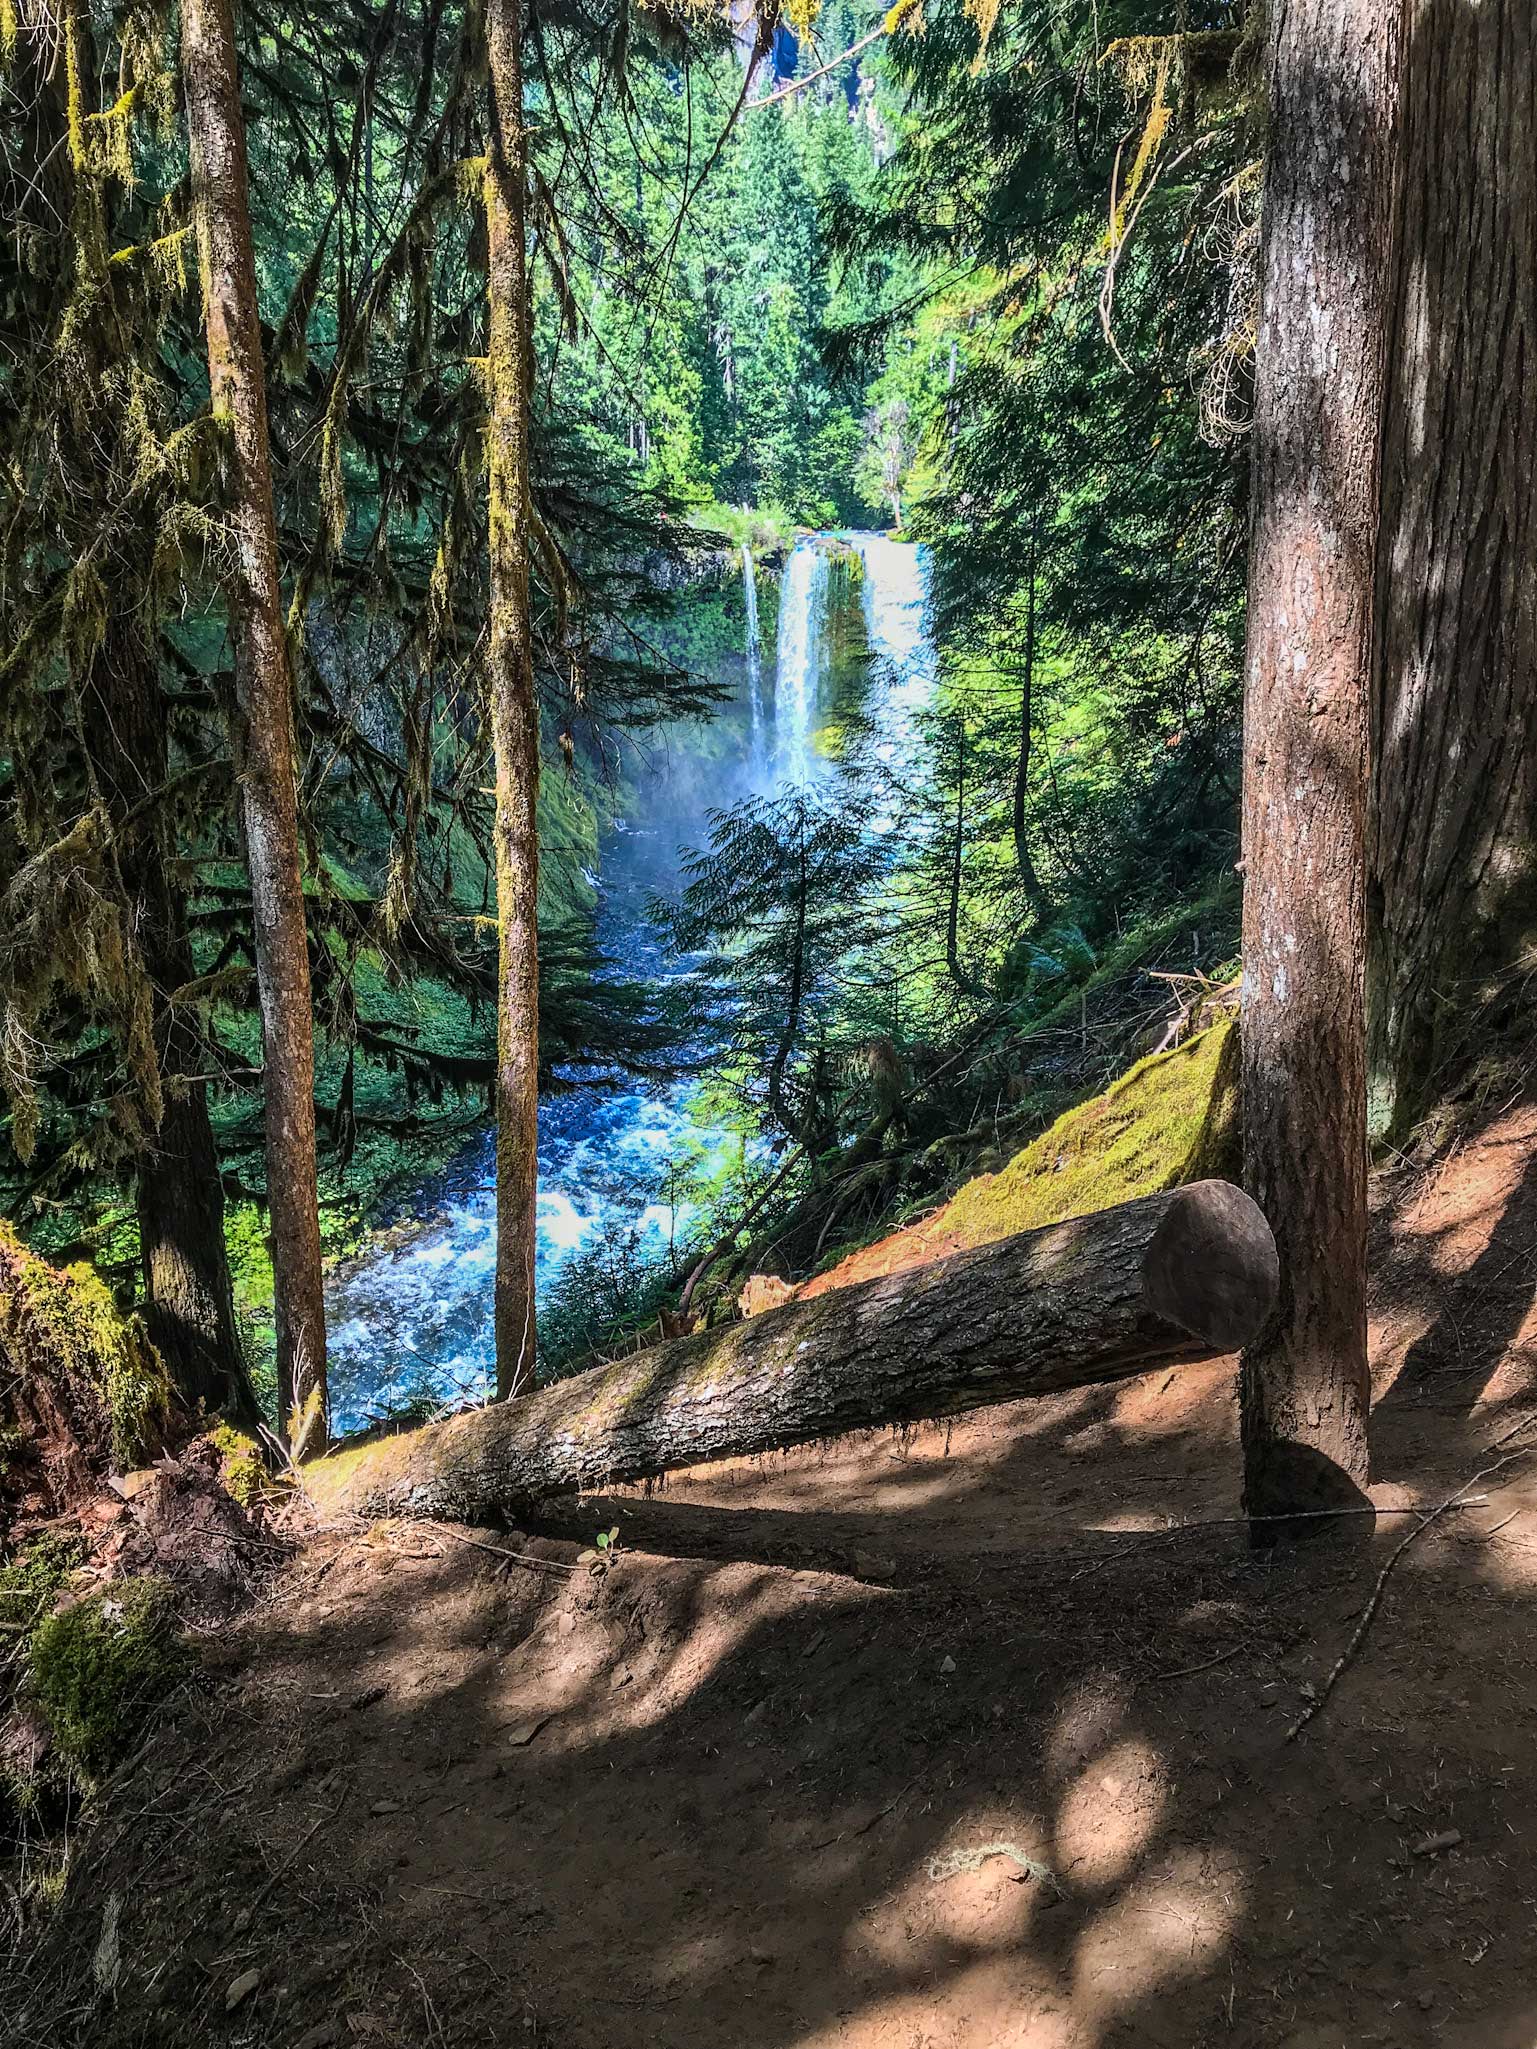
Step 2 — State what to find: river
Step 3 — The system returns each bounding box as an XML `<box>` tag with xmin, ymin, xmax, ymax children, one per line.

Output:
<box><xmin>324</xmin><ymin>532</ymin><xmax>936</xmax><ymax>1431</ymax></box>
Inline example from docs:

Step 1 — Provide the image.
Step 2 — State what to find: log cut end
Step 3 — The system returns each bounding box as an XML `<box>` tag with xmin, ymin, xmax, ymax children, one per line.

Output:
<box><xmin>1140</xmin><ymin>1180</ymin><xmax>1280</xmax><ymax>1352</ymax></box>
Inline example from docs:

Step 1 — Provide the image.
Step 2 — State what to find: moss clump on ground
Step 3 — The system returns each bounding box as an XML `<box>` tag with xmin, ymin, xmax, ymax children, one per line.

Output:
<box><xmin>27</xmin><ymin>1578</ymin><xmax>187</xmax><ymax>1778</ymax></box>
<box><xmin>0</xmin><ymin>1225</ymin><xmax>170</xmax><ymax>1473</ymax></box>
<box><xmin>0</xmin><ymin>1533</ymin><xmax>84</xmax><ymax>1651</ymax></box>
<box><xmin>940</xmin><ymin>1016</ymin><xmax>1240</xmax><ymax>1251</ymax></box>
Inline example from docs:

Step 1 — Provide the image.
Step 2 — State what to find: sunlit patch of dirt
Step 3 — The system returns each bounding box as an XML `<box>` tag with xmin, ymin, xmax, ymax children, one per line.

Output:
<box><xmin>17</xmin><ymin>1092</ymin><xmax>1537</xmax><ymax>2047</ymax></box>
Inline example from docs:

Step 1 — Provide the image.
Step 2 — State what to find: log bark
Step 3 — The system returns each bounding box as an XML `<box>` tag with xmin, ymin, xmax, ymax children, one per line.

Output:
<box><xmin>483</xmin><ymin>0</ymin><xmax>541</xmax><ymax>1401</ymax></box>
<box><xmin>1238</xmin><ymin>0</ymin><xmax>1398</xmax><ymax>1523</ymax></box>
<box><xmin>1368</xmin><ymin>0</ymin><xmax>1537</xmax><ymax>1137</ymax></box>
<box><xmin>309</xmin><ymin>1180</ymin><xmax>1278</xmax><ymax>1524</ymax></box>
<box><xmin>183</xmin><ymin>0</ymin><xmax>328</xmax><ymax>1453</ymax></box>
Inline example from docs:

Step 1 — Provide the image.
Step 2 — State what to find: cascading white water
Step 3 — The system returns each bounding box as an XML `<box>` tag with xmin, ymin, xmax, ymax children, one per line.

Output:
<box><xmin>855</xmin><ymin>533</ymin><xmax>936</xmax><ymax>762</ymax></box>
<box><xmin>774</xmin><ymin>540</ymin><xmax>830</xmax><ymax>785</ymax></box>
<box><xmin>323</xmin><ymin>531</ymin><xmax>936</xmax><ymax>1433</ymax></box>
<box><xmin>741</xmin><ymin>543</ymin><xmax>764</xmax><ymax>762</ymax></box>
<box><xmin>853</xmin><ymin>532</ymin><xmax>936</xmax><ymax>836</ymax></box>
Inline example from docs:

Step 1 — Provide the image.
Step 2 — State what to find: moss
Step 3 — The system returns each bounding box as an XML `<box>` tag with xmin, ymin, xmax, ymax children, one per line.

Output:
<box><xmin>207</xmin><ymin>1424</ymin><xmax>269</xmax><ymax>1507</ymax></box>
<box><xmin>27</xmin><ymin>1578</ymin><xmax>187</xmax><ymax>1779</ymax></box>
<box><xmin>939</xmin><ymin>1016</ymin><xmax>1240</xmax><ymax>1251</ymax></box>
<box><xmin>0</xmin><ymin>1227</ymin><xmax>170</xmax><ymax>1470</ymax></box>
<box><xmin>0</xmin><ymin>1532</ymin><xmax>84</xmax><ymax>1649</ymax></box>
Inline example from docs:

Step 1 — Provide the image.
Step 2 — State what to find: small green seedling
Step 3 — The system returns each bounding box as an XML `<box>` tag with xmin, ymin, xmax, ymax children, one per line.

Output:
<box><xmin>576</xmin><ymin>1526</ymin><xmax>622</xmax><ymax>1570</ymax></box>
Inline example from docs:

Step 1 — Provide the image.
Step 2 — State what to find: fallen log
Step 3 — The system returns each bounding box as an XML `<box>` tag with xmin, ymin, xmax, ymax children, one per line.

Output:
<box><xmin>307</xmin><ymin>1180</ymin><xmax>1278</xmax><ymax>1524</ymax></box>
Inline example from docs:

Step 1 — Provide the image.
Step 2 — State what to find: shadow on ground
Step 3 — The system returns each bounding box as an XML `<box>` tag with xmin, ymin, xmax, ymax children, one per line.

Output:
<box><xmin>11</xmin><ymin>1102</ymin><xmax>1537</xmax><ymax>2049</ymax></box>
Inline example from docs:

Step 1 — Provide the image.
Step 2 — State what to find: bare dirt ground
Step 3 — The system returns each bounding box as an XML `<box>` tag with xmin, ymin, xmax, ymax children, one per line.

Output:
<box><xmin>12</xmin><ymin>1100</ymin><xmax>1537</xmax><ymax>2049</ymax></box>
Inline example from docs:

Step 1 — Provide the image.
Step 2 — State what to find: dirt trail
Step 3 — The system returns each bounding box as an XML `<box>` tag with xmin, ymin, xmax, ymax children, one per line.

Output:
<box><xmin>13</xmin><ymin>1103</ymin><xmax>1537</xmax><ymax>2048</ymax></box>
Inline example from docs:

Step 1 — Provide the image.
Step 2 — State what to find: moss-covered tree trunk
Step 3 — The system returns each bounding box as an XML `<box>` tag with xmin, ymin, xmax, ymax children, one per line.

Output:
<box><xmin>81</xmin><ymin>637</ymin><xmax>261</xmax><ymax>1432</ymax></box>
<box><xmin>309</xmin><ymin>1182</ymin><xmax>1278</xmax><ymax>1524</ymax></box>
<box><xmin>182</xmin><ymin>0</ymin><xmax>327</xmax><ymax>1455</ymax></box>
<box><xmin>1238</xmin><ymin>0</ymin><xmax>1398</xmax><ymax>1524</ymax></box>
<box><xmin>483</xmin><ymin>0</ymin><xmax>541</xmax><ymax>1401</ymax></box>
<box><xmin>1368</xmin><ymin>0</ymin><xmax>1537</xmax><ymax>1137</ymax></box>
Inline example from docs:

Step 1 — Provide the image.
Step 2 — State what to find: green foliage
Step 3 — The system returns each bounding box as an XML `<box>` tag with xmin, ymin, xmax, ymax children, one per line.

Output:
<box><xmin>539</xmin><ymin>1220</ymin><xmax>688</xmax><ymax>1379</ymax></box>
<box><xmin>0</xmin><ymin>1534</ymin><xmax>84</xmax><ymax>1650</ymax></box>
<box><xmin>661</xmin><ymin>779</ymin><xmax>893</xmax><ymax>1144</ymax></box>
<box><xmin>27</xmin><ymin>1578</ymin><xmax>187</xmax><ymax>1779</ymax></box>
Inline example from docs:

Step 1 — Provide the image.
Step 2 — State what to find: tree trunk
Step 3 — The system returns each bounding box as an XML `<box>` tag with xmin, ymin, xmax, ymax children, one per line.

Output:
<box><xmin>944</xmin><ymin>717</ymin><xmax>986</xmax><ymax>997</ymax></box>
<box><xmin>1011</xmin><ymin>519</ymin><xmax>1046</xmax><ymax>911</ymax></box>
<box><xmin>137</xmin><ymin>1084</ymin><xmax>262</xmax><ymax>1433</ymax></box>
<box><xmin>1368</xmin><ymin>0</ymin><xmax>1537</xmax><ymax>1138</ymax></box>
<box><xmin>182</xmin><ymin>0</ymin><xmax>328</xmax><ymax>1455</ymax></box>
<box><xmin>484</xmin><ymin>0</ymin><xmax>541</xmax><ymax>1401</ymax></box>
<box><xmin>1238</xmin><ymin>0</ymin><xmax>1399</xmax><ymax>1523</ymax></box>
<box><xmin>766</xmin><ymin>825</ymin><xmax>808</xmax><ymax>1142</ymax></box>
<box><xmin>81</xmin><ymin>638</ymin><xmax>261</xmax><ymax>1432</ymax></box>
<box><xmin>309</xmin><ymin>1180</ymin><xmax>1278</xmax><ymax>1522</ymax></box>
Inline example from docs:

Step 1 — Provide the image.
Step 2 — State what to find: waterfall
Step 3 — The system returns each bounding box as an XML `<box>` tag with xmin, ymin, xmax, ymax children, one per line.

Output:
<box><xmin>324</xmin><ymin>530</ymin><xmax>935</xmax><ymax>1434</ymax></box>
<box><xmin>774</xmin><ymin>540</ymin><xmax>829</xmax><ymax>784</ymax></box>
<box><xmin>741</xmin><ymin>543</ymin><xmax>764</xmax><ymax>762</ymax></box>
<box><xmin>855</xmin><ymin>532</ymin><xmax>936</xmax><ymax>765</ymax></box>
<box><xmin>853</xmin><ymin>533</ymin><xmax>937</xmax><ymax>835</ymax></box>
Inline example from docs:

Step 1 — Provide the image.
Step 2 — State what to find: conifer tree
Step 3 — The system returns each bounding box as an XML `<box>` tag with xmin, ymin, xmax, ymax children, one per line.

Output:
<box><xmin>1368</xmin><ymin>0</ymin><xmax>1537</xmax><ymax>1135</ymax></box>
<box><xmin>0</xmin><ymin>0</ymin><xmax>261</xmax><ymax>1430</ymax></box>
<box><xmin>182</xmin><ymin>0</ymin><xmax>328</xmax><ymax>1453</ymax></box>
<box><xmin>483</xmin><ymin>0</ymin><xmax>541</xmax><ymax>1399</ymax></box>
<box><xmin>1238</xmin><ymin>0</ymin><xmax>1398</xmax><ymax>1524</ymax></box>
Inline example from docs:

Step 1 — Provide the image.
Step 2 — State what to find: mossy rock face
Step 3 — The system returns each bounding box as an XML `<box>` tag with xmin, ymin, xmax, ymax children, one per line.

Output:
<box><xmin>26</xmin><ymin>1577</ymin><xmax>187</xmax><ymax>1779</ymax></box>
<box><xmin>942</xmin><ymin>1017</ymin><xmax>1241</xmax><ymax>1250</ymax></box>
<box><xmin>0</xmin><ymin>1226</ymin><xmax>170</xmax><ymax>1508</ymax></box>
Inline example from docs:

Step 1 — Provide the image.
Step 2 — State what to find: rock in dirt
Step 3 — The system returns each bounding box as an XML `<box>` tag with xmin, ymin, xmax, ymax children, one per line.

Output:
<box><xmin>506</xmin><ymin>1715</ymin><xmax>553</xmax><ymax>1746</ymax></box>
<box><xmin>1411</xmin><ymin>1829</ymin><xmax>1464</xmax><ymax>1857</ymax></box>
<box><xmin>225</xmin><ymin>1968</ymin><xmax>261</xmax><ymax>2011</ymax></box>
<box><xmin>369</xmin><ymin>1800</ymin><xmax>402</xmax><ymax>1816</ymax></box>
<box><xmin>293</xmin><ymin>2024</ymin><xmax>338</xmax><ymax>2049</ymax></box>
<box><xmin>851</xmin><ymin>1551</ymin><xmax>897</xmax><ymax>1582</ymax></box>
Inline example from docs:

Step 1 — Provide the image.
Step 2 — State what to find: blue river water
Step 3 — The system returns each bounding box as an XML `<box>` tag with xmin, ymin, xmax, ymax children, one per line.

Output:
<box><xmin>324</xmin><ymin>533</ymin><xmax>935</xmax><ymax>1430</ymax></box>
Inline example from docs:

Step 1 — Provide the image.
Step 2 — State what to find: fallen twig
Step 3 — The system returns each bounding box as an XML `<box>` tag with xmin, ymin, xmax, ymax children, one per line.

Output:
<box><xmin>1287</xmin><ymin>1444</ymin><xmax>1536</xmax><ymax>1742</ymax></box>
<box><xmin>428</xmin><ymin>1522</ymin><xmax>581</xmax><ymax>1575</ymax></box>
<box><xmin>1147</xmin><ymin>1638</ymin><xmax>1252</xmax><ymax>1683</ymax></box>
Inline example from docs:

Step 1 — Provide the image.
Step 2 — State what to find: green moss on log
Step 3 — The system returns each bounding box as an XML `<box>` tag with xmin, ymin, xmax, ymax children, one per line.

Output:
<box><xmin>0</xmin><ymin>1533</ymin><xmax>84</xmax><ymax>1651</ymax></box>
<box><xmin>941</xmin><ymin>1017</ymin><xmax>1240</xmax><ymax>1250</ymax></box>
<box><xmin>0</xmin><ymin>1225</ymin><xmax>170</xmax><ymax>1469</ymax></box>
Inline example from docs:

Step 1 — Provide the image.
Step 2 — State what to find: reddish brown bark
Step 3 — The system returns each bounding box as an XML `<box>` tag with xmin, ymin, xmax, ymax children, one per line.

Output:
<box><xmin>182</xmin><ymin>0</ymin><xmax>327</xmax><ymax>1454</ymax></box>
<box><xmin>483</xmin><ymin>0</ymin><xmax>541</xmax><ymax>1399</ymax></box>
<box><xmin>1239</xmin><ymin>0</ymin><xmax>1399</xmax><ymax>1522</ymax></box>
<box><xmin>1368</xmin><ymin>0</ymin><xmax>1537</xmax><ymax>1136</ymax></box>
